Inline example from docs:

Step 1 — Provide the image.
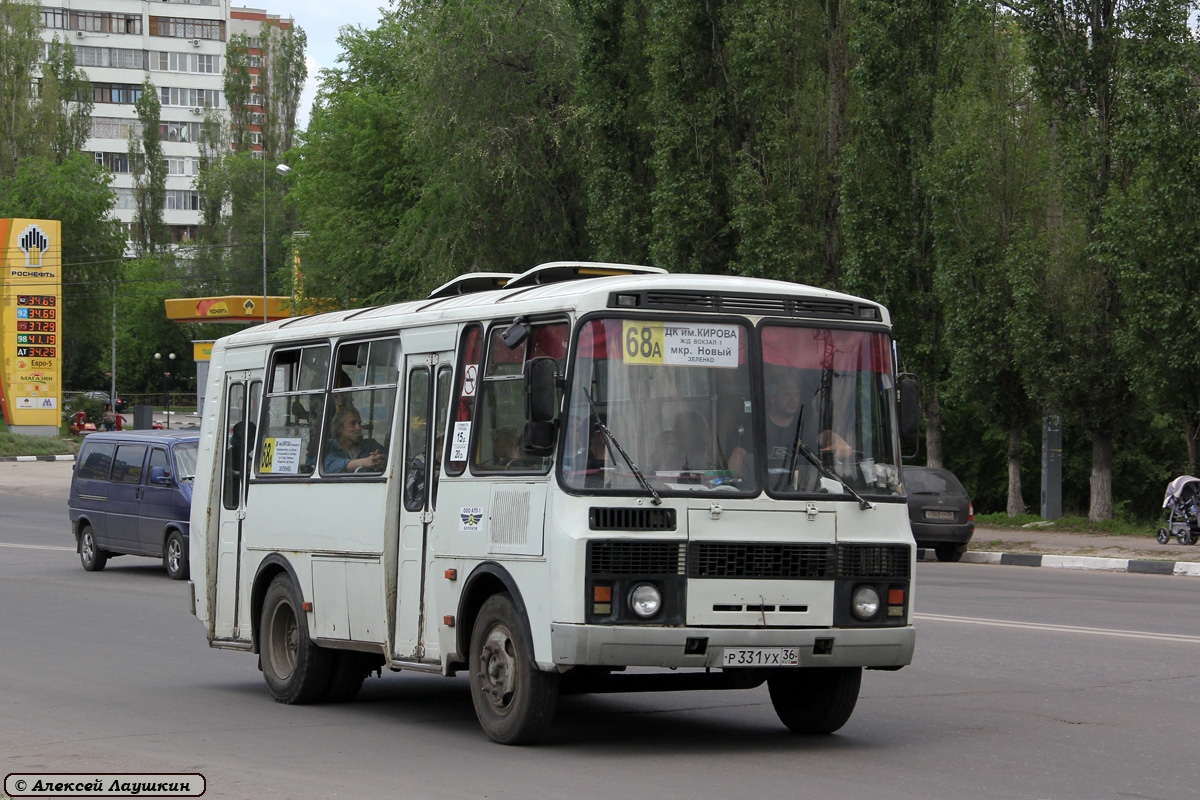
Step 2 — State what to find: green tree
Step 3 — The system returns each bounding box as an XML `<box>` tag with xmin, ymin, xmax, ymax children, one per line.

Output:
<box><xmin>0</xmin><ymin>0</ymin><xmax>92</xmax><ymax>177</ymax></box>
<box><xmin>129</xmin><ymin>80</ymin><xmax>167</xmax><ymax>254</ymax></box>
<box><xmin>1102</xmin><ymin>0</ymin><xmax>1200</xmax><ymax>471</ymax></box>
<box><xmin>1013</xmin><ymin>0</ymin><xmax>1131</xmax><ymax>520</ymax></box>
<box><xmin>223</xmin><ymin>34</ymin><xmax>254</xmax><ymax>154</ymax></box>
<box><xmin>841</xmin><ymin>0</ymin><xmax>956</xmax><ymax>467</ymax></box>
<box><xmin>927</xmin><ymin>3</ymin><xmax>1046</xmax><ymax>514</ymax></box>
<box><xmin>259</xmin><ymin>21</ymin><xmax>307</xmax><ymax>160</ymax></box>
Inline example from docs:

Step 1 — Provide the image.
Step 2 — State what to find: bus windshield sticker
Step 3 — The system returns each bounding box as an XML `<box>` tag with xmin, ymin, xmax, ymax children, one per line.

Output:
<box><xmin>260</xmin><ymin>437</ymin><xmax>302</xmax><ymax>474</ymax></box>
<box><xmin>621</xmin><ymin>321</ymin><xmax>739</xmax><ymax>368</ymax></box>
<box><xmin>450</xmin><ymin>421</ymin><xmax>472</xmax><ymax>461</ymax></box>
<box><xmin>459</xmin><ymin>506</ymin><xmax>483</xmax><ymax>531</ymax></box>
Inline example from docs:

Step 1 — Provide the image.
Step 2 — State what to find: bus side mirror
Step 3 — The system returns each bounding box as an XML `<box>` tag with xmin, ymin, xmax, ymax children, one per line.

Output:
<box><xmin>525</xmin><ymin>357</ymin><xmax>558</xmax><ymax>423</ymax></box>
<box><xmin>899</xmin><ymin>376</ymin><xmax>920</xmax><ymax>440</ymax></box>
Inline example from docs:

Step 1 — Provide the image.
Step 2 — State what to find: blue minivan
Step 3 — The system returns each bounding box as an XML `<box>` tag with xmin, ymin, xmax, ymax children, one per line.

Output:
<box><xmin>69</xmin><ymin>430</ymin><xmax>199</xmax><ymax>579</ymax></box>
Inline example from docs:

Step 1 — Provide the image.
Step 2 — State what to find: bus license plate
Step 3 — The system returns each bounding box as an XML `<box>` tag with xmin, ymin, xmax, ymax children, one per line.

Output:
<box><xmin>722</xmin><ymin>647</ymin><xmax>800</xmax><ymax>667</ymax></box>
<box><xmin>925</xmin><ymin>510</ymin><xmax>955</xmax><ymax>520</ymax></box>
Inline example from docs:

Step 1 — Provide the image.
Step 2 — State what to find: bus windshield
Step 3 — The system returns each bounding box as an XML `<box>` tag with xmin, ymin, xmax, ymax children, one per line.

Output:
<box><xmin>560</xmin><ymin>318</ymin><xmax>902</xmax><ymax>498</ymax></box>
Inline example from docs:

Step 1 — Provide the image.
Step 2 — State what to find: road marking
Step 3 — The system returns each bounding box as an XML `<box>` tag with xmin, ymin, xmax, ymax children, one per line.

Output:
<box><xmin>916</xmin><ymin>612</ymin><xmax>1200</xmax><ymax>644</ymax></box>
<box><xmin>0</xmin><ymin>542</ymin><xmax>74</xmax><ymax>552</ymax></box>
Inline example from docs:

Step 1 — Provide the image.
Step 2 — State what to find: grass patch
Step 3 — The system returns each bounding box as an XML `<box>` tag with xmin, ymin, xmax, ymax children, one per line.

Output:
<box><xmin>0</xmin><ymin>429</ymin><xmax>80</xmax><ymax>458</ymax></box>
<box><xmin>975</xmin><ymin>511</ymin><xmax>1152</xmax><ymax>536</ymax></box>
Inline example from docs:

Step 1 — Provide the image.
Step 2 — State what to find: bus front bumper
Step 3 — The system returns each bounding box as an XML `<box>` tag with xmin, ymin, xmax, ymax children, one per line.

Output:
<box><xmin>549</xmin><ymin>623</ymin><xmax>915</xmax><ymax>670</ymax></box>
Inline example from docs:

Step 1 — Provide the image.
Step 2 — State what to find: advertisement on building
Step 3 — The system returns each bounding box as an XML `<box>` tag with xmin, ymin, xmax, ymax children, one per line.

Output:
<box><xmin>0</xmin><ymin>219</ymin><xmax>63</xmax><ymax>435</ymax></box>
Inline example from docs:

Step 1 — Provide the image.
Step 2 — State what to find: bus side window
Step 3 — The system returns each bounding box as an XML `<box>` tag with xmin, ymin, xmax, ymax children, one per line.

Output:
<box><xmin>322</xmin><ymin>337</ymin><xmax>400</xmax><ymax>476</ymax></box>
<box><xmin>473</xmin><ymin>320</ymin><xmax>567</xmax><ymax>474</ymax></box>
<box><xmin>404</xmin><ymin>367</ymin><xmax>431</xmax><ymax>511</ymax></box>
<box><xmin>222</xmin><ymin>383</ymin><xmax>246</xmax><ymax>508</ymax></box>
<box><xmin>431</xmin><ymin>365</ymin><xmax>451</xmax><ymax>508</ymax></box>
<box><xmin>258</xmin><ymin>345</ymin><xmax>328</xmax><ymax>477</ymax></box>
<box><xmin>446</xmin><ymin>324</ymin><xmax>482</xmax><ymax>477</ymax></box>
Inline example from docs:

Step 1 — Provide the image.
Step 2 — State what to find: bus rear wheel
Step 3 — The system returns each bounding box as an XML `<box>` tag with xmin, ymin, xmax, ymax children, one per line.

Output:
<box><xmin>468</xmin><ymin>593</ymin><xmax>559</xmax><ymax>745</ymax></box>
<box><xmin>260</xmin><ymin>574</ymin><xmax>332</xmax><ymax>704</ymax></box>
<box><xmin>768</xmin><ymin>666</ymin><xmax>862</xmax><ymax>734</ymax></box>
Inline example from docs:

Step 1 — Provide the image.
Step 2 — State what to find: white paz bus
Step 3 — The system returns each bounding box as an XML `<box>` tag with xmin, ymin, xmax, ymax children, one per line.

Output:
<box><xmin>189</xmin><ymin>262</ymin><xmax>921</xmax><ymax>744</ymax></box>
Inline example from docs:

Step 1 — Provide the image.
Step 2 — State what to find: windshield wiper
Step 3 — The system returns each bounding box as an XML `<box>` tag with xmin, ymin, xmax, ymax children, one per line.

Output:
<box><xmin>786</xmin><ymin>409</ymin><xmax>873</xmax><ymax>510</ymax></box>
<box><xmin>581</xmin><ymin>387</ymin><xmax>661</xmax><ymax>506</ymax></box>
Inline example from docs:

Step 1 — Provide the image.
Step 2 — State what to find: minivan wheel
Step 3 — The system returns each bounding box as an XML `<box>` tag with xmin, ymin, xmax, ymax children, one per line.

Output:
<box><xmin>79</xmin><ymin>524</ymin><xmax>108</xmax><ymax>572</ymax></box>
<box><xmin>164</xmin><ymin>530</ymin><xmax>188</xmax><ymax>580</ymax></box>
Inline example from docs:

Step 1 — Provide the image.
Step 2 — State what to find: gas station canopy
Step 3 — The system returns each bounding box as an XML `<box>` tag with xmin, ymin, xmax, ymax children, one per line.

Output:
<box><xmin>164</xmin><ymin>296</ymin><xmax>293</xmax><ymax>323</ymax></box>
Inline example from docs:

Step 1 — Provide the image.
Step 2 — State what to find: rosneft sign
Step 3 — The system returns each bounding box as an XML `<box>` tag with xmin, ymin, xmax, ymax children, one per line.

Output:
<box><xmin>0</xmin><ymin>219</ymin><xmax>62</xmax><ymax>431</ymax></box>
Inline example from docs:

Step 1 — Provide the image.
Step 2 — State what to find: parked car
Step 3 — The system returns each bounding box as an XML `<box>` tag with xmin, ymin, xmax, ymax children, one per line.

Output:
<box><xmin>82</xmin><ymin>391</ymin><xmax>127</xmax><ymax>412</ymax></box>
<box><xmin>904</xmin><ymin>466</ymin><xmax>974</xmax><ymax>562</ymax></box>
<box><xmin>69</xmin><ymin>430</ymin><xmax>198</xmax><ymax>579</ymax></box>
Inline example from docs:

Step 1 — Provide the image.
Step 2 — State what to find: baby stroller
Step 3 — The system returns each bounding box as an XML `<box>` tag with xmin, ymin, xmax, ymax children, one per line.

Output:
<box><xmin>1159</xmin><ymin>475</ymin><xmax>1200</xmax><ymax>545</ymax></box>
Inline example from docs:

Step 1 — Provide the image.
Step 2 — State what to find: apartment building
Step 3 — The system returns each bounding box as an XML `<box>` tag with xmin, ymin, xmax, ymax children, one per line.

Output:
<box><xmin>37</xmin><ymin>3</ymin><xmax>289</xmax><ymax>244</ymax></box>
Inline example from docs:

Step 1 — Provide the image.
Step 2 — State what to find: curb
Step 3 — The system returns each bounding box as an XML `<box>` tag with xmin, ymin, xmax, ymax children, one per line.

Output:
<box><xmin>918</xmin><ymin>547</ymin><xmax>1200</xmax><ymax>578</ymax></box>
<box><xmin>0</xmin><ymin>454</ymin><xmax>75</xmax><ymax>463</ymax></box>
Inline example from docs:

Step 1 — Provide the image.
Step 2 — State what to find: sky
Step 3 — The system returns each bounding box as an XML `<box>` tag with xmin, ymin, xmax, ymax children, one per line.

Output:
<box><xmin>236</xmin><ymin>1</ymin><xmax>390</xmax><ymax>129</ymax></box>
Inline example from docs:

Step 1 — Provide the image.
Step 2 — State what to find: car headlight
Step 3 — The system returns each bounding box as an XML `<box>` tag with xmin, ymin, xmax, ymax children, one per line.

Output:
<box><xmin>628</xmin><ymin>583</ymin><xmax>662</xmax><ymax>618</ymax></box>
<box><xmin>851</xmin><ymin>585</ymin><xmax>880</xmax><ymax>620</ymax></box>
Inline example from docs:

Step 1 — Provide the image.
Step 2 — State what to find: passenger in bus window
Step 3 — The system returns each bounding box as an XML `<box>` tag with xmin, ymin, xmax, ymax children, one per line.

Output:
<box><xmin>324</xmin><ymin>405</ymin><xmax>386</xmax><ymax>473</ymax></box>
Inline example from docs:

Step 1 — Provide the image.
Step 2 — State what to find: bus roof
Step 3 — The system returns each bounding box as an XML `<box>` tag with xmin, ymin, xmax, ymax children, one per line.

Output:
<box><xmin>216</xmin><ymin>264</ymin><xmax>890</xmax><ymax>349</ymax></box>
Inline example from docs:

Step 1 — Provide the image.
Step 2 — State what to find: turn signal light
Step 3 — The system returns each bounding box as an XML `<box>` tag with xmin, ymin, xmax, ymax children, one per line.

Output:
<box><xmin>887</xmin><ymin>588</ymin><xmax>905</xmax><ymax>605</ymax></box>
<box><xmin>593</xmin><ymin>585</ymin><xmax>612</xmax><ymax>602</ymax></box>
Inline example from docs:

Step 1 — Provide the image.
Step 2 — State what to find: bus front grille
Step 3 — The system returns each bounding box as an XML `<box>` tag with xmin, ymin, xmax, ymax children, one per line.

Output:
<box><xmin>589</xmin><ymin>507</ymin><xmax>677</xmax><ymax>531</ymax></box>
<box><xmin>588</xmin><ymin>541</ymin><xmax>685</xmax><ymax>576</ymax></box>
<box><xmin>836</xmin><ymin>544</ymin><xmax>911</xmax><ymax>579</ymax></box>
<box><xmin>687</xmin><ymin>543</ymin><xmax>837</xmax><ymax>579</ymax></box>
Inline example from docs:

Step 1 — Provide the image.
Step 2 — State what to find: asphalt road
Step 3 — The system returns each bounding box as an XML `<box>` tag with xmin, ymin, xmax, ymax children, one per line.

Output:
<box><xmin>1</xmin><ymin>485</ymin><xmax>1197</xmax><ymax>800</ymax></box>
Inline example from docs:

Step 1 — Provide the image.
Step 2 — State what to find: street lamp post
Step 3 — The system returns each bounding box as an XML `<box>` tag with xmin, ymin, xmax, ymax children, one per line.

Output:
<box><xmin>154</xmin><ymin>352</ymin><xmax>175</xmax><ymax>429</ymax></box>
<box><xmin>263</xmin><ymin>157</ymin><xmax>292</xmax><ymax>324</ymax></box>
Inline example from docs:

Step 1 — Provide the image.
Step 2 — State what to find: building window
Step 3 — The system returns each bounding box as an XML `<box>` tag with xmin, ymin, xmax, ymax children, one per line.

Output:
<box><xmin>41</xmin><ymin>8</ymin><xmax>67</xmax><ymax>29</ymax></box>
<box><xmin>165</xmin><ymin>190</ymin><xmax>201</xmax><ymax>211</ymax></box>
<box><xmin>76</xmin><ymin>45</ymin><xmax>147</xmax><ymax>70</ymax></box>
<box><xmin>92</xmin><ymin>83</ymin><xmax>144</xmax><ymax>104</ymax></box>
<box><xmin>159</xmin><ymin>86</ymin><xmax>222</xmax><ymax>108</ymax></box>
<box><xmin>149</xmin><ymin>16</ymin><xmax>225</xmax><ymax>41</ymax></box>
<box><xmin>92</xmin><ymin>151</ymin><xmax>130</xmax><ymax>173</ymax></box>
<box><xmin>160</xmin><ymin>121</ymin><xmax>201</xmax><ymax>142</ymax></box>
<box><xmin>91</xmin><ymin>117</ymin><xmax>143</xmax><ymax>139</ymax></box>
<box><xmin>169</xmin><ymin>225</ymin><xmax>199</xmax><ymax>243</ymax></box>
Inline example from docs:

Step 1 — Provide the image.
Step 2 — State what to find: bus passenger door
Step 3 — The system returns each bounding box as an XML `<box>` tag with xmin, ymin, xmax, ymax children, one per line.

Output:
<box><xmin>214</xmin><ymin>374</ymin><xmax>262</xmax><ymax>640</ymax></box>
<box><xmin>394</xmin><ymin>352</ymin><xmax>452</xmax><ymax>661</ymax></box>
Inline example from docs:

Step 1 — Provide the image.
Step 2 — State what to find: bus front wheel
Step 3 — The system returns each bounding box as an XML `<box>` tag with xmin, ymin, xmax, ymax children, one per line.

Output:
<box><xmin>768</xmin><ymin>666</ymin><xmax>861</xmax><ymax>734</ymax></box>
<box><xmin>260</xmin><ymin>574</ymin><xmax>332</xmax><ymax>704</ymax></box>
<box><xmin>468</xmin><ymin>593</ymin><xmax>559</xmax><ymax>745</ymax></box>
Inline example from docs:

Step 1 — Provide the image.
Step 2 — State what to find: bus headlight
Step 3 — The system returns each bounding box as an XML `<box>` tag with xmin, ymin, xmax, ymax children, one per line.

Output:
<box><xmin>628</xmin><ymin>583</ymin><xmax>662</xmax><ymax>618</ymax></box>
<box><xmin>851</xmin><ymin>586</ymin><xmax>880</xmax><ymax>620</ymax></box>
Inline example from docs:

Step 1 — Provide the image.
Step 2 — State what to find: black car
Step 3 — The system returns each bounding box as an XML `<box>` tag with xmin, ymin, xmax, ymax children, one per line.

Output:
<box><xmin>904</xmin><ymin>466</ymin><xmax>974</xmax><ymax>562</ymax></box>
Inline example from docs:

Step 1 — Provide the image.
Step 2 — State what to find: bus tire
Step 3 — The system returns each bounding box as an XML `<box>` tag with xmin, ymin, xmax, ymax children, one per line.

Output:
<box><xmin>768</xmin><ymin>666</ymin><xmax>861</xmax><ymax>734</ymax></box>
<box><xmin>79</xmin><ymin>524</ymin><xmax>108</xmax><ymax>572</ymax></box>
<box><xmin>164</xmin><ymin>530</ymin><xmax>188</xmax><ymax>580</ymax></box>
<box><xmin>322</xmin><ymin>652</ymin><xmax>378</xmax><ymax>703</ymax></box>
<box><xmin>260</xmin><ymin>574</ymin><xmax>333</xmax><ymax>704</ymax></box>
<box><xmin>468</xmin><ymin>592</ymin><xmax>559</xmax><ymax>745</ymax></box>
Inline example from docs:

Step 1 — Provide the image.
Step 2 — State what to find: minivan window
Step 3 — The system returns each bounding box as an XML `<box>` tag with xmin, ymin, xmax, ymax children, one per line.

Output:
<box><xmin>78</xmin><ymin>441</ymin><xmax>116</xmax><ymax>480</ymax></box>
<box><xmin>174</xmin><ymin>441</ymin><xmax>198</xmax><ymax>480</ymax></box>
<box><xmin>149</xmin><ymin>447</ymin><xmax>170</xmax><ymax>477</ymax></box>
<box><xmin>112</xmin><ymin>445</ymin><xmax>148</xmax><ymax>484</ymax></box>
